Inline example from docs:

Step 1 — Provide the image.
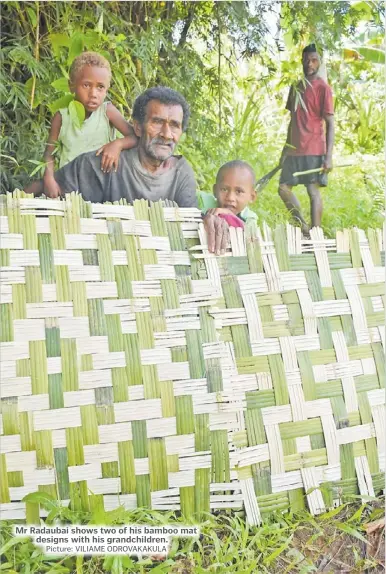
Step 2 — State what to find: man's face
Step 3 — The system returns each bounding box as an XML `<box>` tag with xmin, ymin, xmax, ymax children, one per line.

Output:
<box><xmin>214</xmin><ymin>167</ymin><xmax>256</xmax><ymax>216</ymax></box>
<box><xmin>134</xmin><ymin>100</ymin><xmax>184</xmax><ymax>162</ymax></box>
<box><xmin>302</xmin><ymin>52</ymin><xmax>320</xmax><ymax>78</ymax></box>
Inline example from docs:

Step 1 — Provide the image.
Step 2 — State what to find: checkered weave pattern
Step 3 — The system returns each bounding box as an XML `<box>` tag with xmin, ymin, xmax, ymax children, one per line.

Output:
<box><xmin>0</xmin><ymin>192</ymin><xmax>384</xmax><ymax>523</ymax></box>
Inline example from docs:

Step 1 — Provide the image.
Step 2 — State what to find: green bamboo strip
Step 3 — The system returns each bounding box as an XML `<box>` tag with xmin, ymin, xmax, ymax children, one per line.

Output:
<box><xmin>284</xmin><ymin>448</ymin><xmax>328</xmax><ymax>471</ymax></box>
<box><xmin>176</xmin><ymin>396</ymin><xmax>195</xmax><ymax>434</ymax></box>
<box><xmin>280</xmin><ymin>418</ymin><xmax>323</xmax><ymax>439</ymax></box>
<box><xmin>297</xmin><ymin>351</ymin><xmax>317</xmax><ymax>400</ymax></box>
<box><xmin>0</xmin><ymin>249</ymin><xmax>9</xmax><ymax>266</ymax></box>
<box><xmin>273</xmin><ymin>225</ymin><xmax>290</xmax><ymax>270</ymax></box>
<box><xmin>0</xmin><ymin>455</ymin><xmax>10</xmax><ymax>503</ymax></box>
<box><xmin>149</xmin><ymin>200</ymin><xmax>168</xmax><ymax>236</ymax></box>
<box><xmin>358</xmin><ymin>282</ymin><xmax>384</xmax><ymax>298</ymax></box>
<box><xmin>123</xmin><ymin>334</ymin><xmax>142</xmax><ymax>386</ymax></box>
<box><xmin>54</xmin><ymin>448</ymin><xmax>70</xmax><ymax>500</ymax></box>
<box><xmin>331</xmin><ymin>269</ymin><xmax>357</xmax><ymax>346</ymax></box>
<box><xmin>211</xmin><ymin>430</ymin><xmax>230</xmax><ymax>483</ymax></box>
<box><xmin>348</xmin><ymin>229</ymin><xmax>362</xmax><ymax>268</ymax></box>
<box><xmin>38</xmin><ymin>234</ymin><xmax>55</xmax><ymax>283</ymax></box>
<box><xmin>136</xmin><ymin>311</ymin><xmax>155</xmax><ymax>348</ymax></box>
<box><xmin>186</xmin><ymin>330</ymin><xmax>206</xmax><ymax>379</ymax></box>
<box><xmin>88</xmin><ymin>298</ymin><xmax>107</xmax><ymax>336</ymax></box>
<box><xmin>124</xmin><ymin>236</ymin><xmax>144</xmax><ymax>280</ymax></box>
<box><xmin>35</xmin><ymin>430</ymin><xmax>54</xmax><ymax>467</ymax></box>
<box><xmin>56</xmin><ymin>265</ymin><xmax>72</xmax><ymax>302</ymax></box>
<box><xmin>118</xmin><ymin>441</ymin><xmax>136</xmax><ymax>493</ymax></box>
<box><xmin>82</xmin><ymin>248</ymin><xmax>99</xmax><ymax>265</ymax></box>
<box><xmin>237</xmin><ymin>356</ymin><xmax>270</xmax><ymax>374</ymax></box>
<box><xmin>25</xmin><ymin>267</ymin><xmax>43</xmax><ymax>303</ymax></box>
<box><xmin>65</xmin><ymin>192</ymin><xmax>82</xmax><ymax>234</ymax></box>
<box><xmin>21</xmin><ymin>214</ymin><xmax>38</xmax><ymax>249</ymax></box>
<box><xmin>19</xmin><ymin>412</ymin><xmax>35</xmax><ymax>450</ymax></box>
<box><xmin>60</xmin><ymin>339</ymin><xmax>79</xmax><ymax>392</ymax></box>
<box><xmin>245</xmin><ymin>408</ymin><xmax>266</xmax><ymax>445</ymax></box>
<box><xmin>245</xmin><ymin>221</ymin><xmax>263</xmax><ymax>272</ymax></box>
<box><xmin>49</xmin><ymin>215</ymin><xmax>66</xmax><ymax>249</ymax></box>
<box><xmin>48</xmin><ymin>374</ymin><xmax>64</xmax><ymax>409</ymax></box>
<box><xmin>268</xmin><ymin>355</ymin><xmax>290</xmax><ymax>406</ymax></box>
<box><xmin>308</xmin><ymin>348</ymin><xmax>337</xmax><ymax>365</ymax></box>
<box><xmin>148</xmin><ymin>438</ymin><xmax>168</xmax><ymax>491</ymax></box>
<box><xmin>115</xmin><ymin>265</ymin><xmax>133</xmax><ymax>298</ymax></box>
<box><xmin>367</xmin><ymin>228</ymin><xmax>382</xmax><ymax>266</ymax></box>
<box><xmin>160</xmin><ymin>381</ymin><xmax>175</xmax><ymax>417</ymax></box>
<box><xmin>246</xmin><ymin>390</ymin><xmax>276</xmax><ymax>410</ymax></box>
<box><xmin>97</xmin><ymin>234</ymin><xmax>115</xmax><ymax>281</ymax></box>
<box><xmin>357</xmin><ymin>393</ymin><xmax>379</xmax><ymax>474</ymax></box>
<box><xmin>222</xmin><ymin>276</ymin><xmax>251</xmax><ymax>357</ymax></box>
<box><xmin>371</xmin><ymin>343</ymin><xmax>385</xmax><ymax>388</ymax></box>
<box><xmin>6</xmin><ymin>194</ymin><xmax>22</xmax><ymax>233</ymax></box>
<box><xmin>16</xmin><ymin>358</ymin><xmax>30</xmax><ymax>377</ymax></box>
<box><xmin>80</xmin><ymin>405</ymin><xmax>99</xmax><ymax>445</ymax></box>
<box><xmin>30</xmin><ymin>340</ymin><xmax>48</xmax><ymax>394</ymax></box>
<box><xmin>7</xmin><ymin>471</ymin><xmax>23</xmax><ymax>487</ymax></box>
<box><xmin>256</xmin><ymin>293</ymin><xmax>283</xmax><ymax>306</ymax></box>
<box><xmin>72</xmin><ymin>282</ymin><xmax>88</xmax><ymax>316</ymax></box>
<box><xmin>12</xmin><ymin>284</ymin><xmax>26</xmax><ymax>319</ymax></box>
<box><xmin>80</xmin><ymin>354</ymin><xmax>93</xmax><ymax>371</ymax></box>
<box><xmin>0</xmin><ymin>304</ymin><xmax>13</xmax><ymax>342</ymax></box>
<box><xmin>263</xmin><ymin>321</ymin><xmax>293</xmax><ymax>337</ymax></box>
<box><xmin>180</xmin><ymin>487</ymin><xmax>195</xmax><ymax>518</ymax></box>
<box><xmin>150</xmin><ymin>296</ymin><xmax>166</xmax><ymax>332</ymax></box>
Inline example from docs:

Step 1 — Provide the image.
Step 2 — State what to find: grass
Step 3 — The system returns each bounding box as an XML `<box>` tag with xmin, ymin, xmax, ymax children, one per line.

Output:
<box><xmin>1</xmin><ymin>495</ymin><xmax>384</xmax><ymax>573</ymax></box>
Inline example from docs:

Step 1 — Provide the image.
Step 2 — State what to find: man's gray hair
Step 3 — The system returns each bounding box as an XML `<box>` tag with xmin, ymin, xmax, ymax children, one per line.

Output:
<box><xmin>132</xmin><ymin>86</ymin><xmax>190</xmax><ymax>131</ymax></box>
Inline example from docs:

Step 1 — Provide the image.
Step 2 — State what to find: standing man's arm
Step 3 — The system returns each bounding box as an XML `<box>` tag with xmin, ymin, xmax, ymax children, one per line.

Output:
<box><xmin>323</xmin><ymin>114</ymin><xmax>334</xmax><ymax>172</ymax></box>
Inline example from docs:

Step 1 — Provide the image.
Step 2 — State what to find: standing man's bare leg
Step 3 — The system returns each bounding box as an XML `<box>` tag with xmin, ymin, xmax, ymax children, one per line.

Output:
<box><xmin>306</xmin><ymin>183</ymin><xmax>322</xmax><ymax>228</ymax></box>
<box><xmin>278</xmin><ymin>183</ymin><xmax>310</xmax><ymax>234</ymax></box>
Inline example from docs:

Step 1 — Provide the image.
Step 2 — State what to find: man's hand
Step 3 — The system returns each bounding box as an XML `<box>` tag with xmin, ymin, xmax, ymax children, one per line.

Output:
<box><xmin>43</xmin><ymin>174</ymin><xmax>62</xmax><ymax>199</ymax></box>
<box><xmin>203</xmin><ymin>212</ymin><xmax>229</xmax><ymax>255</ymax></box>
<box><xmin>96</xmin><ymin>140</ymin><xmax>124</xmax><ymax>173</ymax></box>
<box><xmin>322</xmin><ymin>155</ymin><xmax>333</xmax><ymax>173</ymax></box>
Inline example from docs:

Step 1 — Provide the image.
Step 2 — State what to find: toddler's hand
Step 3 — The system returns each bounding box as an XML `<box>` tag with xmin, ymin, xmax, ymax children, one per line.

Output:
<box><xmin>96</xmin><ymin>140</ymin><xmax>123</xmax><ymax>173</ymax></box>
<box><xmin>206</xmin><ymin>207</ymin><xmax>235</xmax><ymax>216</ymax></box>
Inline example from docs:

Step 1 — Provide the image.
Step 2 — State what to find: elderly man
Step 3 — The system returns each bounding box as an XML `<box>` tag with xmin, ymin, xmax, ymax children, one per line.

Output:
<box><xmin>45</xmin><ymin>86</ymin><xmax>228</xmax><ymax>253</ymax></box>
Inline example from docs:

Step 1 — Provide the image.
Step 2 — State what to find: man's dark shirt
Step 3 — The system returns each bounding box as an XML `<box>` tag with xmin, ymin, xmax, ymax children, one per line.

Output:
<box><xmin>54</xmin><ymin>147</ymin><xmax>198</xmax><ymax>206</ymax></box>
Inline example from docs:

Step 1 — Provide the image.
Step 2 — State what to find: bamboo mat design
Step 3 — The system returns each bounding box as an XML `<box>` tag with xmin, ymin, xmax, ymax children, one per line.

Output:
<box><xmin>0</xmin><ymin>192</ymin><xmax>384</xmax><ymax>523</ymax></box>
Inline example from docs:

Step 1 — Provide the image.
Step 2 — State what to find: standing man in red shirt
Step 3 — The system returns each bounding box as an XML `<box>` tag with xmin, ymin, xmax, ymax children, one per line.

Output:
<box><xmin>278</xmin><ymin>44</ymin><xmax>334</xmax><ymax>235</ymax></box>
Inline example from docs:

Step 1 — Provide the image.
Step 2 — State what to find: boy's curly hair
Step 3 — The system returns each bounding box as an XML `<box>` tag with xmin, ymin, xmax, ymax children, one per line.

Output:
<box><xmin>69</xmin><ymin>51</ymin><xmax>112</xmax><ymax>84</ymax></box>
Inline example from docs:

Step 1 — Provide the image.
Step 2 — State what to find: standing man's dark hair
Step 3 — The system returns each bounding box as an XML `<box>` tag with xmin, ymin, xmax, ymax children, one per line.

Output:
<box><xmin>132</xmin><ymin>86</ymin><xmax>191</xmax><ymax>131</ymax></box>
<box><xmin>277</xmin><ymin>43</ymin><xmax>335</xmax><ymax>235</ymax></box>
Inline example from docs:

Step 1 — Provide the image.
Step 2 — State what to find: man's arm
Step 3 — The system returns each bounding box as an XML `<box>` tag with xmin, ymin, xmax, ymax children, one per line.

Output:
<box><xmin>323</xmin><ymin>114</ymin><xmax>334</xmax><ymax>172</ymax></box>
<box><xmin>54</xmin><ymin>152</ymin><xmax>107</xmax><ymax>203</ymax></box>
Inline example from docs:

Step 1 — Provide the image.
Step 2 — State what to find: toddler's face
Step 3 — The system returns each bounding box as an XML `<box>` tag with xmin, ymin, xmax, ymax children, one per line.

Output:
<box><xmin>214</xmin><ymin>167</ymin><xmax>256</xmax><ymax>216</ymax></box>
<box><xmin>70</xmin><ymin>65</ymin><xmax>110</xmax><ymax>114</ymax></box>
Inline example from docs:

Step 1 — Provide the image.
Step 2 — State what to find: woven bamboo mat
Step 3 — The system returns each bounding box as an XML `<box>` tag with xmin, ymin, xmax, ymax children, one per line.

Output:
<box><xmin>0</xmin><ymin>191</ymin><xmax>384</xmax><ymax>523</ymax></box>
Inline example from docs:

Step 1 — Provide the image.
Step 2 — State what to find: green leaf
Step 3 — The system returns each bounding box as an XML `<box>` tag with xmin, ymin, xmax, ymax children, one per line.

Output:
<box><xmin>68</xmin><ymin>100</ymin><xmax>85</xmax><ymax>129</ymax></box>
<box><xmin>51</xmin><ymin>77</ymin><xmax>70</xmax><ymax>92</ymax></box>
<box><xmin>0</xmin><ymin>536</ymin><xmax>30</xmax><ymax>556</ymax></box>
<box><xmin>319</xmin><ymin>504</ymin><xmax>346</xmax><ymax>520</ymax></box>
<box><xmin>84</xmin><ymin>31</ymin><xmax>101</xmax><ymax>49</ymax></box>
<box><xmin>49</xmin><ymin>94</ymin><xmax>74</xmax><ymax>114</ymax></box>
<box><xmin>96</xmin><ymin>12</ymin><xmax>104</xmax><ymax>33</ymax></box>
<box><xmin>357</xmin><ymin>47</ymin><xmax>385</xmax><ymax>64</ymax></box>
<box><xmin>49</xmin><ymin>33</ymin><xmax>71</xmax><ymax>59</ymax></box>
<box><xmin>67</xmin><ymin>33</ymin><xmax>84</xmax><ymax>66</ymax></box>
<box><xmin>335</xmin><ymin>522</ymin><xmax>369</xmax><ymax>544</ymax></box>
<box><xmin>23</xmin><ymin>491</ymin><xmax>58</xmax><ymax>509</ymax></box>
<box><xmin>26</xmin><ymin>7</ymin><xmax>37</xmax><ymax>27</ymax></box>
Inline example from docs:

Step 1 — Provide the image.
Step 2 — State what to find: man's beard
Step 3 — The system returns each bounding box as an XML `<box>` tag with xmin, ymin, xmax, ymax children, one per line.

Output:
<box><xmin>144</xmin><ymin>137</ymin><xmax>175</xmax><ymax>161</ymax></box>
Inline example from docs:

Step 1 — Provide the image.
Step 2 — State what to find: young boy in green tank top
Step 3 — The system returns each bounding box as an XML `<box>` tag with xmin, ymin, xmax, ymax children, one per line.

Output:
<box><xmin>25</xmin><ymin>51</ymin><xmax>137</xmax><ymax>198</ymax></box>
<box><xmin>198</xmin><ymin>160</ymin><xmax>257</xmax><ymax>226</ymax></box>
